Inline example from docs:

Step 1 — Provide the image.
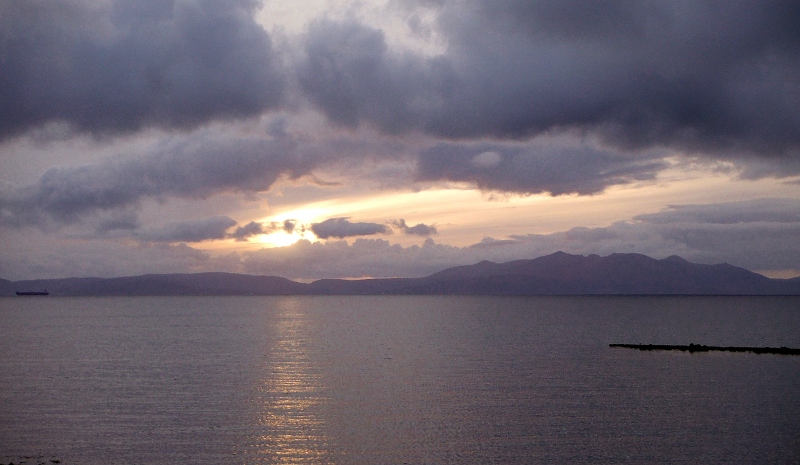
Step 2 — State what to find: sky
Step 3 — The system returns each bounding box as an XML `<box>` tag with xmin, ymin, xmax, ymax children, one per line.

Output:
<box><xmin>1</xmin><ymin>0</ymin><xmax>800</xmax><ymax>281</ymax></box>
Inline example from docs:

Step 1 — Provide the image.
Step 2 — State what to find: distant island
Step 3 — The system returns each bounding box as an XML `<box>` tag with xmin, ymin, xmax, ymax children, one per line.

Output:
<box><xmin>2</xmin><ymin>252</ymin><xmax>799</xmax><ymax>296</ymax></box>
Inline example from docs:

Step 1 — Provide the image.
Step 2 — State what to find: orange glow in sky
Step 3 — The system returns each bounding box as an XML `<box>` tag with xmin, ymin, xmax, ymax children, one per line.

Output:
<box><xmin>226</xmin><ymin>163</ymin><xmax>800</xmax><ymax>251</ymax></box>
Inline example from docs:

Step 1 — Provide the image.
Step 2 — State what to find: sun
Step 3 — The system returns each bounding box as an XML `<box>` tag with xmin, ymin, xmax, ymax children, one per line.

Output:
<box><xmin>247</xmin><ymin>206</ymin><xmax>333</xmax><ymax>247</ymax></box>
<box><xmin>252</xmin><ymin>231</ymin><xmax>302</xmax><ymax>248</ymax></box>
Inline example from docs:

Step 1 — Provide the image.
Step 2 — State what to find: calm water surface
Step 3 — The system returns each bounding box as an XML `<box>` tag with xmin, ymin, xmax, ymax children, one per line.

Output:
<box><xmin>1</xmin><ymin>296</ymin><xmax>799</xmax><ymax>464</ymax></box>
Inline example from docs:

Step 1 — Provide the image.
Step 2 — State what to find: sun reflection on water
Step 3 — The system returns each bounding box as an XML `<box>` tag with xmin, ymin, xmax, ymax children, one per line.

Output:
<box><xmin>245</xmin><ymin>299</ymin><xmax>335</xmax><ymax>463</ymax></box>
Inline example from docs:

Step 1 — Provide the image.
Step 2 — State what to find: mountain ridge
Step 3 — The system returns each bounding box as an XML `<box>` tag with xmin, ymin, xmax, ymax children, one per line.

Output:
<box><xmin>2</xmin><ymin>252</ymin><xmax>799</xmax><ymax>296</ymax></box>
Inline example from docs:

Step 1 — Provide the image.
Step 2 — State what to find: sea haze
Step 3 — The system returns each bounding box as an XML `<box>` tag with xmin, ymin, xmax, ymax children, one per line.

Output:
<box><xmin>1</xmin><ymin>295</ymin><xmax>799</xmax><ymax>464</ymax></box>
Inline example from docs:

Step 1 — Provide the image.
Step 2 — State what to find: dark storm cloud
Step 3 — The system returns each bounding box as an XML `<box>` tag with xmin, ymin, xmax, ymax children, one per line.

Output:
<box><xmin>297</xmin><ymin>19</ymin><xmax>455</xmax><ymax>133</ymax></box>
<box><xmin>0</xmin><ymin>129</ymin><xmax>306</xmax><ymax>228</ymax></box>
<box><xmin>137</xmin><ymin>216</ymin><xmax>237</xmax><ymax>243</ymax></box>
<box><xmin>392</xmin><ymin>219</ymin><xmax>437</xmax><ymax>236</ymax></box>
<box><xmin>300</xmin><ymin>1</ymin><xmax>800</xmax><ymax>159</ymax></box>
<box><xmin>417</xmin><ymin>141</ymin><xmax>666</xmax><ymax>195</ymax></box>
<box><xmin>0</xmin><ymin>0</ymin><xmax>284</xmax><ymax>139</ymax></box>
<box><xmin>310</xmin><ymin>217</ymin><xmax>390</xmax><ymax>239</ymax></box>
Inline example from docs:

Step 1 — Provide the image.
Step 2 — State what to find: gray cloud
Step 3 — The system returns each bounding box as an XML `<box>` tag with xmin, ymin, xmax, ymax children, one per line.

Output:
<box><xmin>0</xmin><ymin>0</ymin><xmax>284</xmax><ymax>139</ymax></box>
<box><xmin>507</xmin><ymin>198</ymin><xmax>800</xmax><ymax>272</ymax></box>
<box><xmin>656</xmin><ymin>223</ymin><xmax>800</xmax><ymax>270</ymax></box>
<box><xmin>299</xmin><ymin>2</ymin><xmax>800</xmax><ymax>163</ymax></box>
<box><xmin>230</xmin><ymin>221</ymin><xmax>268</xmax><ymax>242</ymax></box>
<box><xmin>230</xmin><ymin>219</ymin><xmax>302</xmax><ymax>241</ymax></box>
<box><xmin>634</xmin><ymin>198</ymin><xmax>800</xmax><ymax>224</ymax></box>
<box><xmin>310</xmin><ymin>217</ymin><xmax>390</xmax><ymax>239</ymax></box>
<box><xmin>0</xmin><ymin>127</ymin><xmax>305</xmax><ymax>228</ymax></box>
<box><xmin>0</xmin><ymin>227</ymin><xmax>221</xmax><ymax>280</ymax></box>
<box><xmin>417</xmin><ymin>140</ymin><xmax>666</xmax><ymax>195</ymax></box>
<box><xmin>468</xmin><ymin>237</ymin><xmax>518</xmax><ymax>248</ymax></box>
<box><xmin>137</xmin><ymin>216</ymin><xmax>237</xmax><ymax>243</ymax></box>
<box><xmin>627</xmin><ymin>199</ymin><xmax>800</xmax><ymax>270</ymax></box>
<box><xmin>95</xmin><ymin>211</ymin><xmax>142</xmax><ymax>233</ymax></box>
<box><xmin>226</xmin><ymin>217</ymin><xmax>436</xmax><ymax>242</ymax></box>
<box><xmin>282</xmin><ymin>219</ymin><xmax>298</xmax><ymax>233</ymax></box>
<box><xmin>392</xmin><ymin>219</ymin><xmax>437</xmax><ymax>236</ymax></box>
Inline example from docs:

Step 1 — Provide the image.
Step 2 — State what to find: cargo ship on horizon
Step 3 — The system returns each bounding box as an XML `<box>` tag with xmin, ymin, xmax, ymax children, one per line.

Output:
<box><xmin>15</xmin><ymin>290</ymin><xmax>49</xmax><ymax>296</ymax></box>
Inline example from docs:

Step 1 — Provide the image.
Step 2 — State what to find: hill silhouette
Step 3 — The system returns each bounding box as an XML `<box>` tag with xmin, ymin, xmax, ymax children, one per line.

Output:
<box><xmin>2</xmin><ymin>252</ymin><xmax>799</xmax><ymax>296</ymax></box>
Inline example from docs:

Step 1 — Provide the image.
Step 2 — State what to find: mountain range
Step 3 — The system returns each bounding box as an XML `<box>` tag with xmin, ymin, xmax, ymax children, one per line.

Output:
<box><xmin>2</xmin><ymin>252</ymin><xmax>799</xmax><ymax>296</ymax></box>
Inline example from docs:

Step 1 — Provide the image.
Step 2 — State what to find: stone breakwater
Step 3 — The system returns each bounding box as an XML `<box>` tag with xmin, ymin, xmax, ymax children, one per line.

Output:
<box><xmin>0</xmin><ymin>457</ymin><xmax>61</xmax><ymax>465</ymax></box>
<box><xmin>609</xmin><ymin>343</ymin><xmax>800</xmax><ymax>355</ymax></box>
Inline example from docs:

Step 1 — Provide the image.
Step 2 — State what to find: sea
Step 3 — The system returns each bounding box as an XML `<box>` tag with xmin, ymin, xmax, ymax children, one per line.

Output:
<box><xmin>1</xmin><ymin>295</ymin><xmax>799</xmax><ymax>464</ymax></box>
